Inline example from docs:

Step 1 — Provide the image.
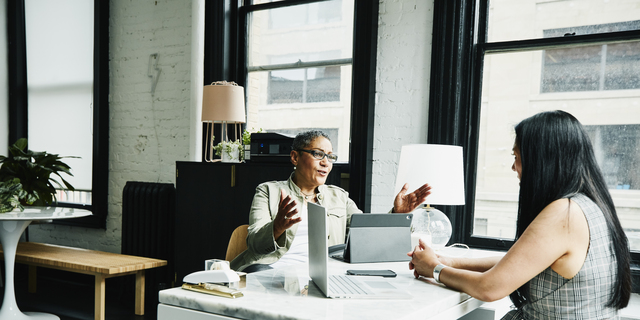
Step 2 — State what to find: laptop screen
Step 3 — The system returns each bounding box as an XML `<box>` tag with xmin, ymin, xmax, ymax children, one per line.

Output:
<box><xmin>307</xmin><ymin>202</ymin><xmax>331</xmax><ymax>296</ymax></box>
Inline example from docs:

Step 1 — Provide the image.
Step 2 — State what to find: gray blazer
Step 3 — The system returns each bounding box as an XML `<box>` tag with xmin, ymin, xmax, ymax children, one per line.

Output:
<box><xmin>230</xmin><ymin>173</ymin><xmax>362</xmax><ymax>271</ymax></box>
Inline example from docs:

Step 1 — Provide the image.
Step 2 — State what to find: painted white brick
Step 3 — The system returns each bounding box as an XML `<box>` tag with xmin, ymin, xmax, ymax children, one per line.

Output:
<box><xmin>372</xmin><ymin>0</ymin><xmax>434</xmax><ymax>212</ymax></box>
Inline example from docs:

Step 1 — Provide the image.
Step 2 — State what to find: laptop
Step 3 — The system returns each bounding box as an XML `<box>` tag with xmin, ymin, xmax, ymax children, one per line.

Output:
<box><xmin>330</xmin><ymin>213</ymin><xmax>413</xmax><ymax>263</ymax></box>
<box><xmin>307</xmin><ymin>202</ymin><xmax>411</xmax><ymax>299</ymax></box>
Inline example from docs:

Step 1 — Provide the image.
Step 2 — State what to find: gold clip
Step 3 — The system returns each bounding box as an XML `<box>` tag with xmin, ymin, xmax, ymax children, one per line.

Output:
<box><xmin>182</xmin><ymin>283</ymin><xmax>244</xmax><ymax>299</ymax></box>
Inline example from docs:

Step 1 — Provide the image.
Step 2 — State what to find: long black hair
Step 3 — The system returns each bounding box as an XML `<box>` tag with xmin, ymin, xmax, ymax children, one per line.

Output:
<box><xmin>509</xmin><ymin>110</ymin><xmax>631</xmax><ymax>309</ymax></box>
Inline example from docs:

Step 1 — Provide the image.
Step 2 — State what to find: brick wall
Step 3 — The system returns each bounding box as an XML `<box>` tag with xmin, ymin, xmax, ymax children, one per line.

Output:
<box><xmin>371</xmin><ymin>0</ymin><xmax>434</xmax><ymax>212</ymax></box>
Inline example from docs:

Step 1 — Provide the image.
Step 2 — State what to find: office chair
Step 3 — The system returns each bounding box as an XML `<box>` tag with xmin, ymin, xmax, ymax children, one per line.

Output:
<box><xmin>225</xmin><ymin>224</ymin><xmax>249</xmax><ymax>261</ymax></box>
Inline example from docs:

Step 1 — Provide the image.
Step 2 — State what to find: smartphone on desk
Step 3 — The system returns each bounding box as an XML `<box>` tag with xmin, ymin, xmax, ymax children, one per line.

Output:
<box><xmin>346</xmin><ymin>269</ymin><xmax>397</xmax><ymax>277</ymax></box>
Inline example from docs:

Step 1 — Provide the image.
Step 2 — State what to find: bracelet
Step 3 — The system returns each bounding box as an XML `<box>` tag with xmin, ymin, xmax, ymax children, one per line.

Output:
<box><xmin>433</xmin><ymin>264</ymin><xmax>447</xmax><ymax>284</ymax></box>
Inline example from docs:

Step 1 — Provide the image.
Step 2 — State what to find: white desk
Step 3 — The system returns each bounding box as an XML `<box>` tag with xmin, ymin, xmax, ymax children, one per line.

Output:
<box><xmin>158</xmin><ymin>248</ymin><xmax>504</xmax><ymax>320</ymax></box>
<box><xmin>0</xmin><ymin>207</ymin><xmax>92</xmax><ymax>320</ymax></box>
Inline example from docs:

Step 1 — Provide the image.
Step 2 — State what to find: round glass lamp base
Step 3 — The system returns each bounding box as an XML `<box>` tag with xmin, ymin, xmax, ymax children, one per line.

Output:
<box><xmin>410</xmin><ymin>206</ymin><xmax>452</xmax><ymax>249</ymax></box>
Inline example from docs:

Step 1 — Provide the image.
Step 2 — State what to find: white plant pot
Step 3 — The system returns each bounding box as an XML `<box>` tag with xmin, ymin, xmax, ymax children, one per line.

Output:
<box><xmin>221</xmin><ymin>148</ymin><xmax>240</xmax><ymax>163</ymax></box>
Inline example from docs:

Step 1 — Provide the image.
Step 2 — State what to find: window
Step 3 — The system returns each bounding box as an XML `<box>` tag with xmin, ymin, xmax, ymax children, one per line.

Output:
<box><xmin>428</xmin><ymin>0</ymin><xmax>640</xmax><ymax>269</ymax></box>
<box><xmin>6</xmin><ymin>0</ymin><xmax>109</xmax><ymax>228</ymax></box>
<box><xmin>474</xmin><ymin>218</ymin><xmax>488</xmax><ymax>236</ymax></box>
<box><xmin>542</xmin><ymin>22</ymin><xmax>640</xmax><ymax>93</ymax></box>
<box><xmin>586</xmin><ymin>124</ymin><xmax>640</xmax><ymax>252</ymax></box>
<box><xmin>245</xmin><ymin>0</ymin><xmax>354</xmax><ymax>160</ymax></box>
<box><xmin>266</xmin><ymin>0</ymin><xmax>342</xmax><ymax>28</ymax></box>
<box><xmin>268</xmin><ymin>66</ymin><xmax>342</xmax><ymax>104</ymax></box>
<box><xmin>25</xmin><ymin>0</ymin><xmax>94</xmax><ymax>207</ymax></box>
<box><xmin>204</xmin><ymin>0</ymin><xmax>378</xmax><ymax>211</ymax></box>
<box><xmin>585</xmin><ymin>125</ymin><xmax>640</xmax><ymax>190</ymax></box>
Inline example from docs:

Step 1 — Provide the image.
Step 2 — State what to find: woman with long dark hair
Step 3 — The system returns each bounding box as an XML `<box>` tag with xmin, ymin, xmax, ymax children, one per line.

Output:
<box><xmin>408</xmin><ymin>110</ymin><xmax>631</xmax><ymax>319</ymax></box>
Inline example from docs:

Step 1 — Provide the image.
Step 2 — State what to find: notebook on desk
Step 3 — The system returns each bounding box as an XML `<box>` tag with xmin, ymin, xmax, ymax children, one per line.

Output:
<box><xmin>307</xmin><ymin>202</ymin><xmax>411</xmax><ymax>299</ymax></box>
<box><xmin>330</xmin><ymin>212</ymin><xmax>413</xmax><ymax>263</ymax></box>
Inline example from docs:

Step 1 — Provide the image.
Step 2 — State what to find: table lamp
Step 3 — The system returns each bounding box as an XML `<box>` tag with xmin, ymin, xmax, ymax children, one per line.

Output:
<box><xmin>394</xmin><ymin>144</ymin><xmax>465</xmax><ymax>249</ymax></box>
<box><xmin>202</xmin><ymin>81</ymin><xmax>246</xmax><ymax>162</ymax></box>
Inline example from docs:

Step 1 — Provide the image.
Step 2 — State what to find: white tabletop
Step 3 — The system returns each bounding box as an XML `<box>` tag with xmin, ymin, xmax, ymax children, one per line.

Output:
<box><xmin>159</xmin><ymin>247</ymin><xmax>505</xmax><ymax>320</ymax></box>
<box><xmin>0</xmin><ymin>207</ymin><xmax>92</xmax><ymax>221</ymax></box>
<box><xmin>0</xmin><ymin>206</ymin><xmax>92</xmax><ymax>320</ymax></box>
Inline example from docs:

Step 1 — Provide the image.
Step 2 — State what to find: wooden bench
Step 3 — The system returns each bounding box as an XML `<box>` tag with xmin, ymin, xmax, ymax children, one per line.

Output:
<box><xmin>0</xmin><ymin>242</ymin><xmax>167</xmax><ymax>320</ymax></box>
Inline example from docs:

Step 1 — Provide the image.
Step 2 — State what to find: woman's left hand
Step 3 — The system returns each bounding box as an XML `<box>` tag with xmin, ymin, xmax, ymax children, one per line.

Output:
<box><xmin>393</xmin><ymin>183</ymin><xmax>431</xmax><ymax>213</ymax></box>
<box><xmin>408</xmin><ymin>239</ymin><xmax>440</xmax><ymax>279</ymax></box>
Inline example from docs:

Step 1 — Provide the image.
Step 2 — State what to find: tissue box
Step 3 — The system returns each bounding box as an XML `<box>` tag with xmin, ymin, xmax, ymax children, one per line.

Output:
<box><xmin>205</xmin><ymin>259</ymin><xmax>230</xmax><ymax>271</ymax></box>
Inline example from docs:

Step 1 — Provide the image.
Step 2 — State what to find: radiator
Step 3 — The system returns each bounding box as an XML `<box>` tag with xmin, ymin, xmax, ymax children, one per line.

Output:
<box><xmin>121</xmin><ymin>181</ymin><xmax>175</xmax><ymax>309</ymax></box>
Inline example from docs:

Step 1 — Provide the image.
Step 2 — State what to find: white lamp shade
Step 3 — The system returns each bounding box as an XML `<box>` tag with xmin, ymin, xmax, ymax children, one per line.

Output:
<box><xmin>202</xmin><ymin>83</ymin><xmax>246</xmax><ymax>123</ymax></box>
<box><xmin>394</xmin><ymin>144</ymin><xmax>465</xmax><ymax>206</ymax></box>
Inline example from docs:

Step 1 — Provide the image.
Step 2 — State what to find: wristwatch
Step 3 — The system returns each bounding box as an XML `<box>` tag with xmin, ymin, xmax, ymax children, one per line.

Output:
<box><xmin>433</xmin><ymin>264</ymin><xmax>447</xmax><ymax>284</ymax></box>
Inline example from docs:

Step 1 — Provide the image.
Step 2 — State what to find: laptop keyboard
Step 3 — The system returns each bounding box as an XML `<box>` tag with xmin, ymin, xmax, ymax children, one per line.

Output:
<box><xmin>329</xmin><ymin>275</ymin><xmax>373</xmax><ymax>295</ymax></box>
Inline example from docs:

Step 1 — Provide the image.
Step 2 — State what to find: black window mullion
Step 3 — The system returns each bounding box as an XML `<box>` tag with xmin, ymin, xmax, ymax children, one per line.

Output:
<box><xmin>203</xmin><ymin>0</ymin><xmax>243</xmax><ymax>161</ymax></box>
<box><xmin>53</xmin><ymin>0</ymin><xmax>109</xmax><ymax>228</ymax></box>
<box><xmin>481</xmin><ymin>29</ymin><xmax>640</xmax><ymax>54</ymax></box>
<box><xmin>244</xmin><ymin>0</ymin><xmax>331</xmax><ymax>13</ymax></box>
<box><xmin>347</xmin><ymin>0</ymin><xmax>378</xmax><ymax>212</ymax></box>
<box><xmin>204</xmin><ymin>0</ymin><xmax>229</xmax><ymax>86</ymax></box>
<box><xmin>7</xmin><ymin>0</ymin><xmax>28</xmax><ymax>146</ymax></box>
<box><xmin>232</xmin><ymin>2</ymin><xmax>243</xmax><ymax>86</ymax></box>
<box><xmin>86</xmin><ymin>0</ymin><xmax>109</xmax><ymax>228</ymax></box>
<box><xmin>428</xmin><ymin>0</ymin><xmax>479</xmax><ymax>244</ymax></box>
<box><xmin>247</xmin><ymin>58</ymin><xmax>353</xmax><ymax>72</ymax></box>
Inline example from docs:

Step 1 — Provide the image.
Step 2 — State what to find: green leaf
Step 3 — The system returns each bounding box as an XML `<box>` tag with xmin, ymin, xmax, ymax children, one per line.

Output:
<box><xmin>58</xmin><ymin>176</ymin><xmax>76</xmax><ymax>191</ymax></box>
<box><xmin>14</xmin><ymin>138</ymin><xmax>27</xmax><ymax>151</ymax></box>
<box><xmin>0</xmin><ymin>138</ymin><xmax>76</xmax><ymax>207</ymax></box>
<box><xmin>52</xmin><ymin>164</ymin><xmax>73</xmax><ymax>176</ymax></box>
<box><xmin>0</xmin><ymin>180</ymin><xmax>25</xmax><ymax>212</ymax></box>
<box><xmin>48</xmin><ymin>178</ymin><xmax>63</xmax><ymax>189</ymax></box>
<box><xmin>25</xmin><ymin>192</ymin><xmax>38</xmax><ymax>205</ymax></box>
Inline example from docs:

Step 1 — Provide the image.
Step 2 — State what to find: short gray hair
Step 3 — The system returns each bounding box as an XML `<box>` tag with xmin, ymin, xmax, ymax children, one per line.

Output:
<box><xmin>292</xmin><ymin>131</ymin><xmax>330</xmax><ymax>150</ymax></box>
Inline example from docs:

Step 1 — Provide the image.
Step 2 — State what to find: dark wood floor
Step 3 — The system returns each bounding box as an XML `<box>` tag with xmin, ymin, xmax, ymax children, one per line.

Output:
<box><xmin>1</xmin><ymin>265</ymin><xmax>159</xmax><ymax>320</ymax></box>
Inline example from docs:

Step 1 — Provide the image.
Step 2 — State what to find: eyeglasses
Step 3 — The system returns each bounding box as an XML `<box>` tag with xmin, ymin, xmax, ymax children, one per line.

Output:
<box><xmin>296</xmin><ymin>149</ymin><xmax>338</xmax><ymax>163</ymax></box>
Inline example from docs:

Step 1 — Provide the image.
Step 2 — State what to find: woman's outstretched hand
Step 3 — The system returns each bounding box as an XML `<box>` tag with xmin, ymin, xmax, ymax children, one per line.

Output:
<box><xmin>393</xmin><ymin>183</ymin><xmax>431</xmax><ymax>213</ymax></box>
<box><xmin>273</xmin><ymin>189</ymin><xmax>300</xmax><ymax>239</ymax></box>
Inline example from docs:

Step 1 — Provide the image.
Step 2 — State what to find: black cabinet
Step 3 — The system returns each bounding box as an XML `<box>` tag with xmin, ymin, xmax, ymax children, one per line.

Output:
<box><xmin>174</xmin><ymin>161</ymin><xmax>347</xmax><ymax>282</ymax></box>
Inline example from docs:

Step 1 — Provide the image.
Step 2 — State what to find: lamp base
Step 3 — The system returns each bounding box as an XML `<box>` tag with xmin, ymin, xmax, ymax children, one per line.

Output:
<box><xmin>410</xmin><ymin>232</ymin><xmax>432</xmax><ymax>249</ymax></box>
<box><xmin>410</xmin><ymin>206</ymin><xmax>452</xmax><ymax>249</ymax></box>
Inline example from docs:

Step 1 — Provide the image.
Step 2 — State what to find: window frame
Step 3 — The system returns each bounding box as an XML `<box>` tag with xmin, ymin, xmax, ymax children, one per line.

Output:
<box><xmin>428</xmin><ymin>0</ymin><xmax>640</xmax><ymax>290</ymax></box>
<box><xmin>204</xmin><ymin>0</ymin><xmax>378</xmax><ymax>211</ymax></box>
<box><xmin>7</xmin><ymin>0</ymin><xmax>109</xmax><ymax>229</ymax></box>
<box><xmin>540</xmin><ymin>21</ymin><xmax>640</xmax><ymax>94</ymax></box>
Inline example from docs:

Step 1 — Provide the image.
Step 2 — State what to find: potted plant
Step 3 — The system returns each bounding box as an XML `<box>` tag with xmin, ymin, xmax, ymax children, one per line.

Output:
<box><xmin>0</xmin><ymin>179</ymin><xmax>28</xmax><ymax>213</ymax></box>
<box><xmin>214</xmin><ymin>140</ymin><xmax>243</xmax><ymax>163</ymax></box>
<box><xmin>0</xmin><ymin>138</ymin><xmax>76</xmax><ymax>210</ymax></box>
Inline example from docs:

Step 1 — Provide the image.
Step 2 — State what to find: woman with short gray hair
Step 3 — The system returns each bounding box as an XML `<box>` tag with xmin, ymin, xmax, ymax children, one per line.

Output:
<box><xmin>231</xmin><ymin>130</ymin><xmax>431</xmax><ymax>273</ymax></box>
